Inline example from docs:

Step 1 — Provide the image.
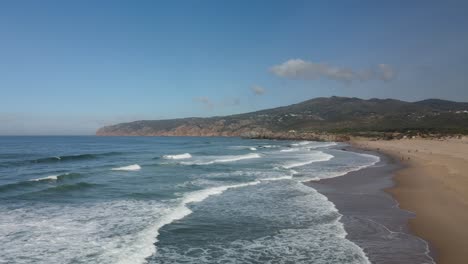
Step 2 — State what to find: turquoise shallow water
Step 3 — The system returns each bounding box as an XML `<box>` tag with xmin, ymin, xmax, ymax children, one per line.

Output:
<box><xmin>0</xmin><ymin>136</ymin><xmax>379</xmax><ymax>264</ymax></box>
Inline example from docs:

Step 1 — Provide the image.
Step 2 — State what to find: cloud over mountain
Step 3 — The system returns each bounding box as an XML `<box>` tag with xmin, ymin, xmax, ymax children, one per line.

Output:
<box><xmin>270</xmin><ymin>59</ymin><xmax>396</xmax><ymax>83</ymax></box>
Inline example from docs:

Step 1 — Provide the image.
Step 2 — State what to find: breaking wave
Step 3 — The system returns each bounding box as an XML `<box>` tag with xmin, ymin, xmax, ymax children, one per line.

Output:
<box><xmin>0</xmin><ymin>152</ymin><xmax>123</xmax><ymax>167</ymax></box>
<box><xmin>162</xmin><ymin>153</ymin><xmax>192</xmax><ymax>160</ymax></box>
<box><xmin>28</xmin><ymin>172</ymin><xmax>81</xmax><ymax>182</ymax></box>
<box><xmin>0</xmin><ymin>173</ymin><xmax>82</xmax><ymax>193</ymax></box>
<box><xmin>181</xmin><ymin>153</ymin><xmax>261</xmax><ymax>165</ymax></box>
<box><xmin>111</xmin><ymin>164</ymin><xmax>141</xmax><ymax>171</ymax></box>
<box><xmin>282</xmin><ymin>152</ymin><xmax>334</xmax><ymax>169</ymax></box>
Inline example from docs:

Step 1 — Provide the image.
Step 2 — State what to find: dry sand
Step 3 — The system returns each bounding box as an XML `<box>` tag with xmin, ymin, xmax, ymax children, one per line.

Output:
<box><xmin>352</xmin><ymin>138</ymin><xmax>468</xmax><ymax>264</ymax></box>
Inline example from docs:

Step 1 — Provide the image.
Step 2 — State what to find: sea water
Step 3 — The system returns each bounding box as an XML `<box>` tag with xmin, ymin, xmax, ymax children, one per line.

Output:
<box><xmin>0</xmin><ymin>136</ymin><xmax>379</xmax><ymax>264</ymax></box>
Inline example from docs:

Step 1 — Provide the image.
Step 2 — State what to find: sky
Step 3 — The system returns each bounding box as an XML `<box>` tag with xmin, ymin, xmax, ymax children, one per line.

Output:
<box><xmin>1</xmin><ymin>0</ymin><xmax>467</xmax><ymax>135</ymax></box>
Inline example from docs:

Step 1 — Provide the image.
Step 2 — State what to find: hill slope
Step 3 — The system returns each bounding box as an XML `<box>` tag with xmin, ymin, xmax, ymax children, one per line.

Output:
<box><xmin>96</xmin><ymin>96</ymin><xmax>468</xmax><ymax>139</ymax></box>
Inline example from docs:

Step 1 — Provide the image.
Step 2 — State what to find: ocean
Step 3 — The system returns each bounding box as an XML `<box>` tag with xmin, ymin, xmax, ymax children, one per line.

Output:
<box><xmin>0</xmin><ymin>136</ymin><xmax>380</xmax><ymax>264</ymax></box>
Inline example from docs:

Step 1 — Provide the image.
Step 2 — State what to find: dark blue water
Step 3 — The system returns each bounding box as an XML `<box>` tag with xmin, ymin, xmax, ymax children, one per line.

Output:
<box><xmin>0</xmin><ymin>136</ymin><xmax>379</xmax><ymax>264</ymax></box>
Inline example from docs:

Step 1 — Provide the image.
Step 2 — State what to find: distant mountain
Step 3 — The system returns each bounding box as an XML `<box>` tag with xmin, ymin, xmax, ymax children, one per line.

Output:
<box><xmin>96</xmin><ymin>96</ymin><xmax>468</xmax><ymax>139</ymax></box>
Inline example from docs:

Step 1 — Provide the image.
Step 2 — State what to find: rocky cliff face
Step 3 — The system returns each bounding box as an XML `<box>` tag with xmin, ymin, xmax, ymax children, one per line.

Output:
<box><xmin>96</xmin><ymin>119</ymin><xmax>351</xmax><ymax>141</ymax></box>
<box><xmin>97</xmin><ymin>119</ymin><xmax>262</xmax><ymax>136</ymax></box>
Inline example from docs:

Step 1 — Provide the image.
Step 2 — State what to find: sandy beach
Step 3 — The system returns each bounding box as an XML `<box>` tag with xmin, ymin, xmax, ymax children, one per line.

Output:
<box><xmin>352</xmin><ymin>138</ymin><xmax>468</xmax><ymax>264</ymax></box>
<box><xmin>308</xmin><ymin>147</ymin><xmax>434</xmax><ymax>263</ymax></box>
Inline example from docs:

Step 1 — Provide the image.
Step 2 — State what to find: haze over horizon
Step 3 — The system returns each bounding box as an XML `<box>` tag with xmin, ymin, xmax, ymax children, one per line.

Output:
<box><xmin>1</xmin><ymin>1</ymin><xmax>467</xmax><ymax>135</ymax></box>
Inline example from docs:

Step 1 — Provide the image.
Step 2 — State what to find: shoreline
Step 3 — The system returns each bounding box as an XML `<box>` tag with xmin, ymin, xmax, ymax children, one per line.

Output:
<box><xmin>350</xmin><ymin>138</ymin><xmax>468</xmax><ymax>264</ymax></box>
<box><xmin>307</xmin><ymin>146</ymin><xmax>435</xmax><ymax>263</ymax></box>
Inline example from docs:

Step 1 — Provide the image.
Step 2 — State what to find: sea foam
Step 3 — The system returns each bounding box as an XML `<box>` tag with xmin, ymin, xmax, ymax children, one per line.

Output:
<box><xmin>280</xmin><ymin>148</ymin><xmax>300</xmax><ymax>152</ymax></box>
<box><xmin>28</xmin><ymin>173</ymin><xmax>74</xmax><ymax>182</ymax></box>
<box><xmin>297</xmin><ymin>151</ymin><xmax>380</xmax><ymax>182</ymax></box>
<box><xmin>111</xmin><ymin>164</ymin><xmax>141</xmax><ymax>171</ymax></box>
<box><xmin>29</xmin><ymin>175</ymin><xmax>59</xmax><ymax>181</ymax></box>
<box><xmin>126</xmin><ymin>181</ymin><xmax>262</xmax><ymax>264</ymax></box>
<box><xmin>282</xmin><ymin>152</ymin><xmax>334</xmax><ymax>169</ymax></box>
<box><xmin>291</xmin><ymin>141</ymin><xmax>311</xmax><ymax>147</ymax></box>
<box><xmin>162</xmin><ymin>153</ymin><xmax>192</xmax><ymax>160</ymax></box>
<box><xmin>181</xmin><ymin>153</ymin><xmax>261</xmax><ymax>165</ymax></box>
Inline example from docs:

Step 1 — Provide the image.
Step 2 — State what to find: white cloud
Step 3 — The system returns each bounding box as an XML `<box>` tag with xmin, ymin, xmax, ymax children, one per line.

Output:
<box><xmin>270</xmin><ymin>59</ymin><xmax>396</xmax><ymax>83</ymax></box>
<box><xmin>251</xmin><ymin>85</ymin><xmax>266</xmax><ymax>95</ymax></box>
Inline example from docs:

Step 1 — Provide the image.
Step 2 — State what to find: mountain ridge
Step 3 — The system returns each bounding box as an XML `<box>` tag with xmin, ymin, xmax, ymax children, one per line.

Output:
<box><xmin>96</xmin><ymin>96</ymin><xmax>468</xmax><ymax>140</ymax></box>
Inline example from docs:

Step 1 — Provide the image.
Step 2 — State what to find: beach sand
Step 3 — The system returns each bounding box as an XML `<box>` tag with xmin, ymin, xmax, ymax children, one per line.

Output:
<box><xmin>351</xmin><ymin>138</ymin><xmax>468</xmax><ymax>264</ymax></box>
<box><xmin>308</xmin><ymin>148</ymin><xmax>434</xmax><ymax>264</ymax></box>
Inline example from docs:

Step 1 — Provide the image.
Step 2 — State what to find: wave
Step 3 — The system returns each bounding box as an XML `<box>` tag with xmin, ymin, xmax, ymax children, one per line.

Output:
<box><xmin>0</xmin><ymin>152</ymin><xmax>122</xmax><ymax>167</ymax></box>
<box><xmin>6</xmin><ymin>181</ymin><xmax>99</xmax><ymax>197</ymax></box>
<box><xmin>151</xmin><ymin>178</ymin><xmax>371</xmax><ymax>264</ymax></box>
<box><xmin>320</xmin><ymin>189</ymin><xmax>372</xmax><ymax>264</ymax></box>
<box><xmin>0</xmin><ymin>173</ymin><xmax>82</xmax><ymax>193</ymax></box>
<box><xmin>291</xmin><ymin>141</ymin><xmax>311</xmax><ymax>147</ymax></box>
<box><xmin>29</xmin><ymin>175</ymin><xmax>60</xmax><ymax>181</ymax></box>
<box><xmin>181</xmin><ymin>153</ymin><xmax>261</xmax><ymax>165</ymax></box>
<box><xmin>354</xmin><ymin>152</ymin><xmax>381</xmax><ymax>162</ymax></box>
<box><xmin>162</xmin><ymin>153</ymin><xmax>192</xmax><ymax>160</ymax></box>
<box><xmin>133</xmin><ymin>181</ymin><xmax>262</xmax><ymax>264</ymax></box>
<box><xmin>308</xmin><ymin>142</ymin><xmax>338</xmax><ymax>149</ymax></box>
<box><xmin>280</xmin><ymin>148</ymin><xmax>300</xmax><ymax>152</ymax></box>
<box><xmin>299</xmin><ymin>152</ymin><xmax>380</xmax><ymax>182</ymax></box>
<box><xmin>43</xmin><ymin>182</ymin><xmax>98</xmax><ymax>192</ymax></box>
<box><xmin>33</xmin><ymin>154</ymin><xmax>95</xmax><ymax>163</ymax></box>
<box><xmin>228</xmin><ymin>146</ymin><xmax>257</xmax><ymax>151</ymax></box>
<box><xmin>34</xmin><ymin>152</ymin><xmax>122</xmax><ymax>163</ymax></box>
<box><xmin>258</xmin><ymin>145</ymin><xmax>278</xmax><ymax>149</ymax></box>
<box><xmin>282</xmin><ymin>152</ymin><xmax>334</xmax><ymax>169</ymax></box>
<box><xmin>289</xmin><ymin>141</ymin><xmax>337</xmax><ymax>149</ymax></box>
<box><xmin>111</xmin><ymin>164</ymin><xmax>141</xmax><ymax>171</ymax></box>
<box><xmin>260</xmin><ymin>175</ymin><xmax>293</xmax><ymax>181</ymax></box>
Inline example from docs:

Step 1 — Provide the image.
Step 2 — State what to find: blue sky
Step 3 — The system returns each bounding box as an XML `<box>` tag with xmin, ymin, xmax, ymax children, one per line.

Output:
<box><xmin>1</xmin><ymin>0</ymin><xmax>467</xmax><ymax>135</ymax></box>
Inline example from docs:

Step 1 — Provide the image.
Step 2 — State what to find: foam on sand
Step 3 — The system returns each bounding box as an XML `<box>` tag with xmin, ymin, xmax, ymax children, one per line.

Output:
<box><xmin>162</xmin><ymin>153</ymin><xmax>192</xmax><ymax>160</ymax></box>
<box><xmin>111</xmin><ymin>164</ymin><xmax>141</xmax><ymax>171</ymax></box>
<box><xmin>298</xmin><ymin>151</ymin><xmax>380</xmax><ymax>182</ymax></box>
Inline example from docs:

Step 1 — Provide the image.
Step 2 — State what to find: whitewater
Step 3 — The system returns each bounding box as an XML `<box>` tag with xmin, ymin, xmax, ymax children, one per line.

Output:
<box><xmin>0</xmin><ymin>136</ymin><xmax>379</xmax><ymax>264</ymax></box>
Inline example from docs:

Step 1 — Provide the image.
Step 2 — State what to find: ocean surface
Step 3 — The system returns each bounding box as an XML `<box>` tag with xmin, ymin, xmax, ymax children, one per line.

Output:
<box><xmin>0</xmin><ymin>136</ymin><xmax>380</xmax><ymax>264</ymax></box>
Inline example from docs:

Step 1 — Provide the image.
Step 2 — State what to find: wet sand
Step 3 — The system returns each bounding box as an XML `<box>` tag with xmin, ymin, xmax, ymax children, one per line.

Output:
<box><xmin>307</xmin><ymin>147</ymin><xmax>435</xmax><ymax>264</ymax></box>
<box><xmin>351</xmin><ymin>138</ymin><xmax>468</xmax><ymax>264</ymax></box>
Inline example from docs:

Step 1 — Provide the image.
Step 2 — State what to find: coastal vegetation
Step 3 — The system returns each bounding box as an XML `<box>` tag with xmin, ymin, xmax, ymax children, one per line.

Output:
<box><xmin>97</xmin><ymin>96</ymin><xmax>468</xmax><ymax>140</ymax></box>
